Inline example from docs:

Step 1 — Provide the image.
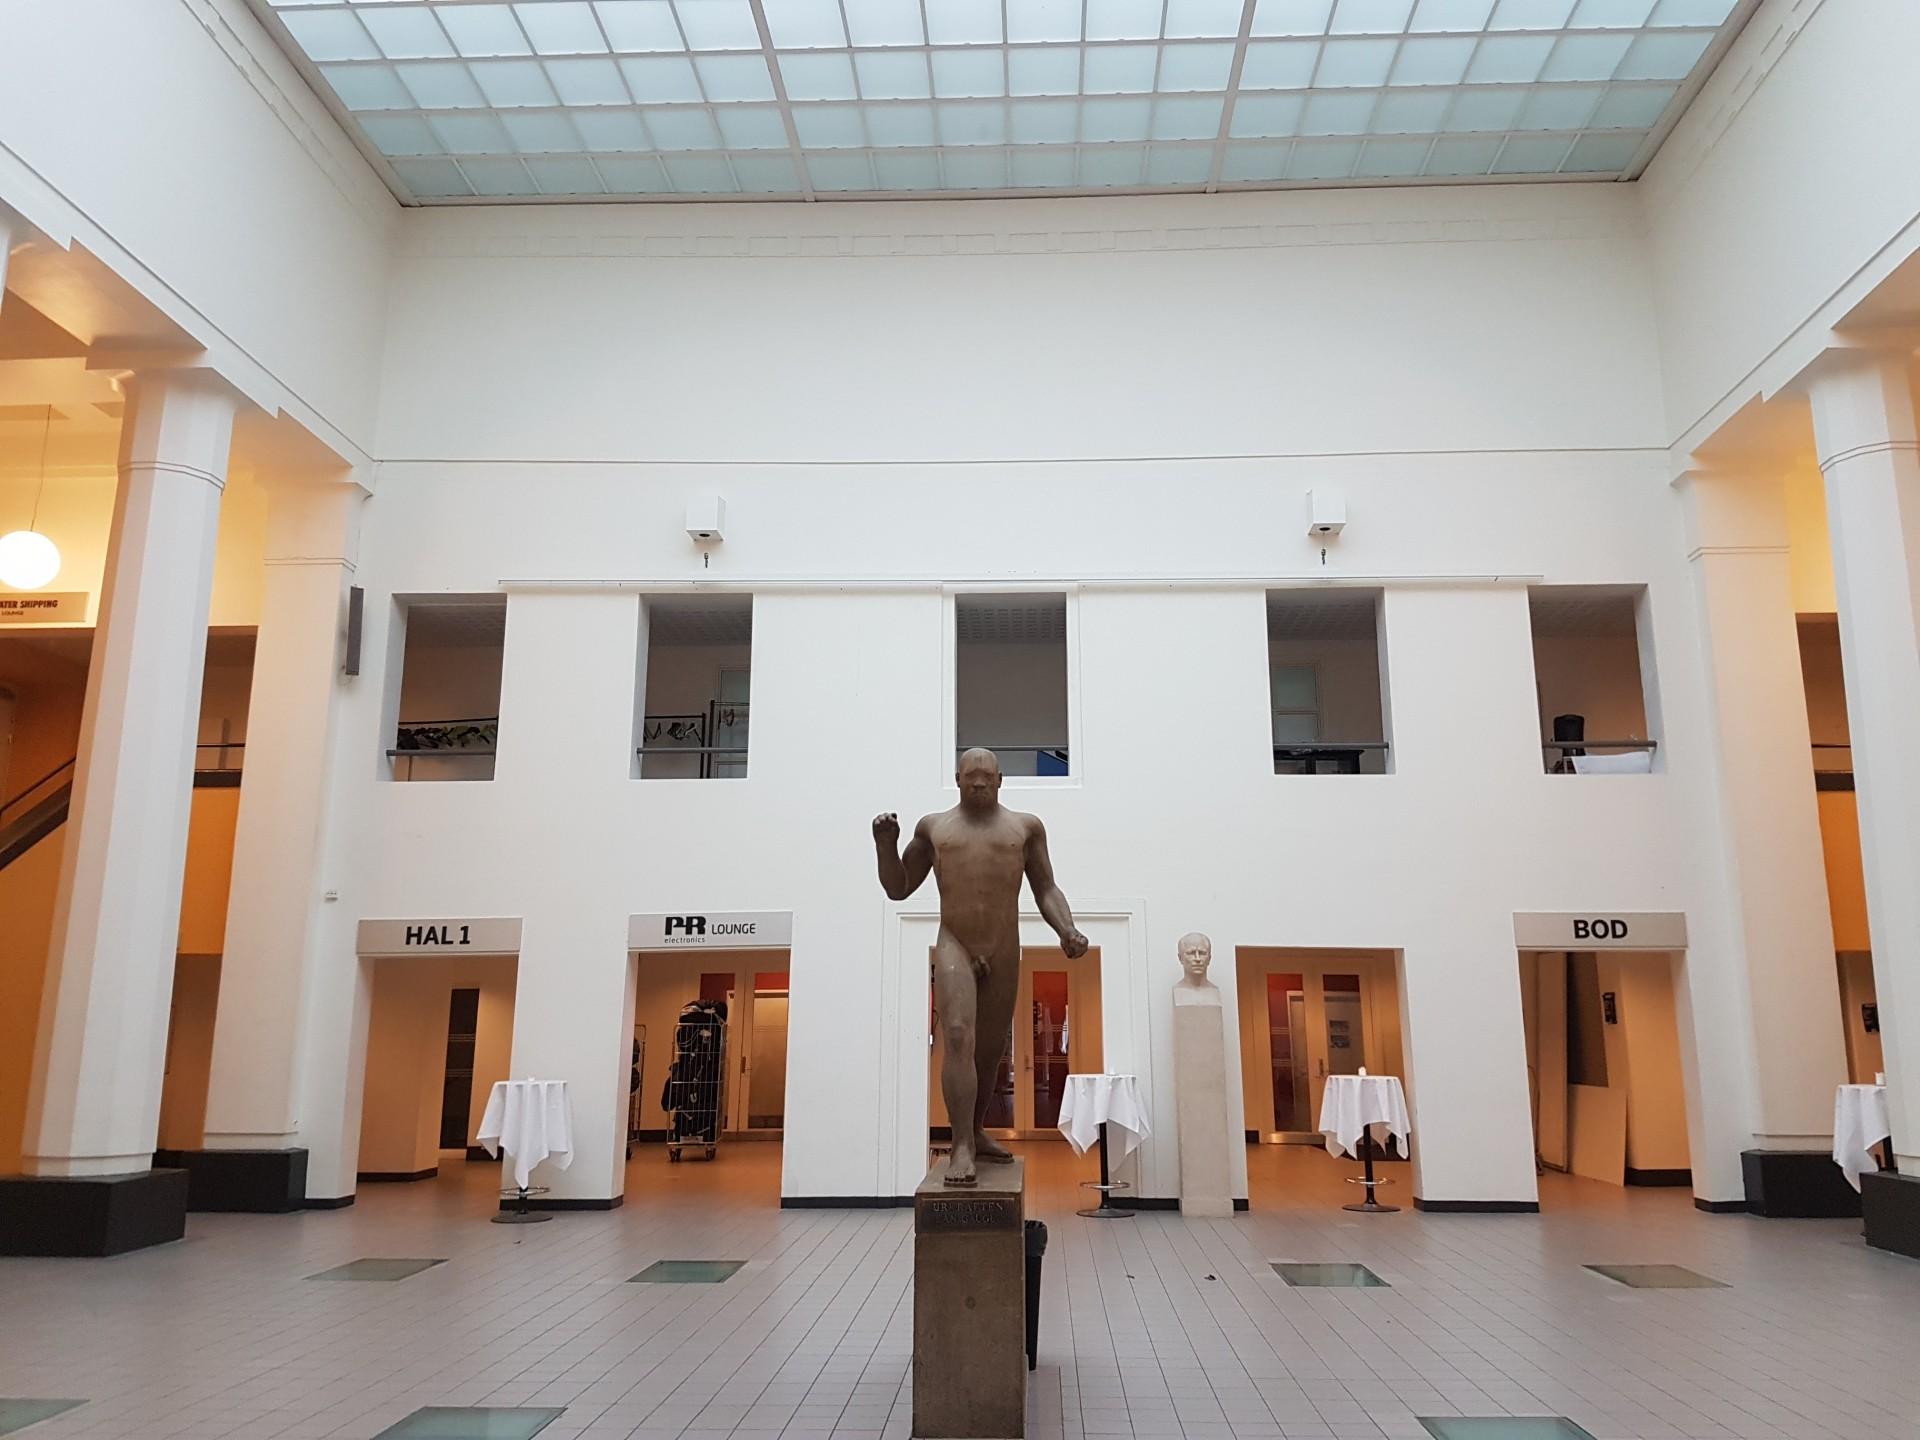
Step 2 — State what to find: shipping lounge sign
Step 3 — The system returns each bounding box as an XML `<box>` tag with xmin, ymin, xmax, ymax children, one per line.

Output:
<box><xmin>357</xmin><ymin>916</ymin><xmax>522</xmax><ymax>956</ymax></box>
<box><xmin>630</xmin><ymin>910</ymin><xmax>792</xmax><ymax>950</ymax></box>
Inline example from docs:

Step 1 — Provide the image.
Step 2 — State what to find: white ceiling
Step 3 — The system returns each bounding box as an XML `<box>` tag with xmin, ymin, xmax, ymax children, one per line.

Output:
<box><xmin>957</xmin><ymin>591</ymin><xmax>1068</xmax><ymax>643</ymax></box>
<box><xmin>648</xmin><ymin>592</ymin><xmax>755</xmax><ymax>644</ymax></box>
<box><xmin>250</xmin><ymin>0</ymin><xmax>1754</xmax><ymax>203</ymax></box>
<box><xmin>1266</xmin><ymin>586</ymin><xmax>1379</xmax><ymax>638</ymax></box>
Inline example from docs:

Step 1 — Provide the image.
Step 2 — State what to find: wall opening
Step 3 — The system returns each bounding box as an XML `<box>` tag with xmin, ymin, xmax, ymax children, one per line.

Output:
<box><xmin>389</xmin><ymin>597</ymin><xmax>506</xmax><ymax>782</ymax></box>
<box><xmin>925</xmin><ymin>943</ymin><xmax>1101</xmax><ymax>1146</ymax></box>
<box><xmin>1233</xmin><ymin>947</ymin><xmax>1404</xmax><ymax>1205</ymax></box>
<box><xmin>1517</xmin><ymin>949</ymin><xmax>1691</xmax><ymax>1198</ymax></box>
<box><xmin>1529</xmin><ymin>586</ymin><xmax>1658</xmax><ymax>773</ymax></box>
<box><xmin>955</xmin><ymin>593</ymin><xmax>1069</xmax><ymax>777</ymax></box>
<box><xmin>628</xmin><ymin>948</ymin><xmax>789</xmax><ymax>1196</ymax></box>
<box><xmin>355</xmin><ymin>953</ymin><xmax>518</xmax><ymax>1181</ymax></box>
<box><xmin>1265</xmin><ymin>589</ymin><xmax>1389</xmax><ymax>774</ymax></box>
<box><xmin>637</xmin><ymin>594</ymin><xmax>751</xmax><ymax>779</ymax></box>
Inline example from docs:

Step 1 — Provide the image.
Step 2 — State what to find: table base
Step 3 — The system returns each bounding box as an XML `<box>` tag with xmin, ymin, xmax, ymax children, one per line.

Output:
<box><xmin>1077</xmin><ymin>1122</ymin><xmax>1136</xmax><ymax>1220</ymax></box>
<box><xmin>1341</xmin><ymin>1134</ymin><xmax>1400</xmax><ymax>1215</ymax></box>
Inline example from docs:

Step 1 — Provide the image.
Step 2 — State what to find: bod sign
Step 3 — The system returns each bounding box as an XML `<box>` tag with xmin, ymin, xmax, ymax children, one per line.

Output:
<box><xmin>1512</xmin><ymin>911</ymin><xmax>1687</xmax><ymax>951</ymax></box>
<box><xmin>630</xmin><ymin>911</ymin><xmax>793</xmax><ymax>950</ymax></box>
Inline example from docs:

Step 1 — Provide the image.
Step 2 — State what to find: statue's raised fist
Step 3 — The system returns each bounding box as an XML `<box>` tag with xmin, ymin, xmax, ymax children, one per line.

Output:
<box><xmin>872</xmin><ymin>812</ymin><xmax>900</xmax><ymax>843</ymax></box>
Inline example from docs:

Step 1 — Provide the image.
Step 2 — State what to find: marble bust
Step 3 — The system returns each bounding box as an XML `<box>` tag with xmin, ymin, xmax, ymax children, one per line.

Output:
<box><xmin>1170</xmin><ymin>930</ymin><xmax>1232</xmax><ymax>1215</ymax></box>
<box><xmin>1173</xmin><ymin>931</ymin><xmax>1218</xmax><ymax>1006</ymax></box>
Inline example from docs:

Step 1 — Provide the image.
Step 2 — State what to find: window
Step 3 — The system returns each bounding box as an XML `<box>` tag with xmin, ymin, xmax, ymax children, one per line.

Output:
<box><xmin>955</xmin><ymin>592</ymin><xmax>1069</xmax><ymax>778</ymax></box>
<box><xmin>1529</xmin><ymin>587</ymin><xmax>1658</xmax><ymax>774</ymax></box>
<box><xmin>1266</xmin><ymin>589</ymin><xmax>1388</xmax><ymax>774</ymax></box>
<box><xmin>638</xmin><ymin>594</ymin><xmax>752</xmax><ymax>779</ymax></box>
<box><xmin>389</xmin><ymin>598</ymin><xmax>506</xmax><ymax>781</ymax></box>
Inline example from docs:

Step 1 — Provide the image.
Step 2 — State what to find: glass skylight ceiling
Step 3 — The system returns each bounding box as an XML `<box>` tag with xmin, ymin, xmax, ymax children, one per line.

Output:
<box><xmin>254</xmin><ymin>0</ymin><xmax>1750</xmax><ymax>202</ymax></box>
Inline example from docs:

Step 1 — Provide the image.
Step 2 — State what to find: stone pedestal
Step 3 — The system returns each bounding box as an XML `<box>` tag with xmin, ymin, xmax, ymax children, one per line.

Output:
<box><xmin>914</xmin><ymin>1158</ymin><xmax>1025</xmax><ymax>1439</ymax></box>
<box><xmin>1173</xmin><ymin>999</ymin><xmax>1233</xmax><ymax>1218</ymax></box>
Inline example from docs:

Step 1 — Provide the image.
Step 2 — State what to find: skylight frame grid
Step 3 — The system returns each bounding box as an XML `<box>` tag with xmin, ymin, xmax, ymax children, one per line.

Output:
<box><xmin>249</xmin><ymin>0</ymin><xmax>1757</xmax><ymax>202</ymax></box>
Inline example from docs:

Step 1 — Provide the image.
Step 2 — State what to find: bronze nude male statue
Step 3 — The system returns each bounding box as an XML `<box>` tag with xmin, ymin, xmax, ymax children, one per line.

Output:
<box><xmin>874</xmin><ymin>747</ymin><xmax>1087</xmax><ymax>1186</ymax></box>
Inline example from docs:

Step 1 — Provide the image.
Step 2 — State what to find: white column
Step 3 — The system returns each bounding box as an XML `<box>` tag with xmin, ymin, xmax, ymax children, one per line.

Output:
<box><xmin>0</xmin><ymin>209</ymin><xmax>18</xmax><ymax>297</ymax></box>
<box><xmin>496</xmin><ymin>592</ymin><xmax>644</xmax><ymax>1203</ymax></box>
<box><xmin>1678</xmin><ymin>469</ymin><xmax>1847</xmax><ymax>1148</ymax></box>
<box><xmin>200</xmin><ymin>481</ymin><xmax>361</xmax><ymax>1150</ymax></box>
<box><xmin>1806</xmin><ymin>349</ymin><xmax>1920</xmax><ymax>1169</ymax></box>
<box><xmin>21</xmin><ymin>369</ymin><xmax>237</xmax><ymax>1177</ymax></box>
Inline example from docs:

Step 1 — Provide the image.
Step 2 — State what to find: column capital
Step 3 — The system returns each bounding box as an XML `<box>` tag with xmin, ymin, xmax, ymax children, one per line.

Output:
<box><xmin>1791</xmin><ymin>344</ymin><xmax>1919</xmax><ymax>474</ymax></box>
<box><xmin>1673</xmin><ymin>467</ymin><xmax>1791</xmax><ymax>559</ymax></box>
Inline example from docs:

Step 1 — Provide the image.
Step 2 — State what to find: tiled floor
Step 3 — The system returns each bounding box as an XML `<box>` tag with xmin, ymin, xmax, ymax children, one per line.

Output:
<box><xmin>2</xmin><ymin>1144</ymin><xmax>1918</xmax><ymax>1440</ymax></box>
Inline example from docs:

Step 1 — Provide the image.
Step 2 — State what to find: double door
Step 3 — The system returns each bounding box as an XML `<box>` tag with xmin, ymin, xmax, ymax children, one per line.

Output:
<box><xmin>933</xmin><ymin>946</ymin><xmax>1102</xmax><ymax>1140</ymax></box>
<box><xmin>1236</xmin><ymin>952</ymin><xmax>1395</xmax><ymax>1143</ymax></box>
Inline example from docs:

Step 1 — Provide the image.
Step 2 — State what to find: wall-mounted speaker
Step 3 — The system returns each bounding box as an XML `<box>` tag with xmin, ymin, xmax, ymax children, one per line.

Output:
<box><xmin>343</xmin><ymin>585</ymin><xmax>365</xmax><ymax>677</ymax></box>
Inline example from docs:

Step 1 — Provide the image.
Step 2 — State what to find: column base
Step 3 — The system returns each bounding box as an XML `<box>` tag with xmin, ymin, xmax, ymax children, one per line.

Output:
<box><xmin>0</xmin><ymin>1169</ymin><xmax>188</xmax><ymax>1256</ymax></box>
<box><xmin>1861</xmin><ymin>1171</ymin><xmax>1920</xmax><ymax>1259</ymax></box>
<box><xmin>1741</xmin><ymin>1149</ymin><xmax>1861</xmax><ymax>1218</ymax></box>
<box><xmin>153</xmin><ymin>1147</ymin><xmax>308</xmax><ymax>1213</ymax></box>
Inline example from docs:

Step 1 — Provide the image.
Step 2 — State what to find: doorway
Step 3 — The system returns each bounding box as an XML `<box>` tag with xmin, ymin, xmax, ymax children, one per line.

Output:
<box><xmin>931</xmin><ymin>944</ymin><xmax>1102</xmax><ymax>1142</ymax></box>
<box><xmin>355</xmin><ymin>954</ymin><xmax>518</xmax><ymax>1182</ymax></box>
<box><xmin>1518</xmin><ymin>949</ymin><xmax>1692</xmax><ymax>1197</ymax></box>
<box><xmin>630</xmin><ymin>948</ymin><xmax>791</xmax><ymax>1144</ymax></box>
<box><xmin>1235</xmin><ymin>949</ymin><xmax>1401</xmax><ymax>1145</ymax></box>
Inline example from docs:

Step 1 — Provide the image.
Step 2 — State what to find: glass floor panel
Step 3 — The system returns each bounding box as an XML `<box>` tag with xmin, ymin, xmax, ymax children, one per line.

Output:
<box><xmin>630</xmin><ymin>1260</ymin><xmax>746</xmax><ymax>1283</ymax></box>
<box><xmin>0</xmin><ymin>1400</ymin><xmax>86</xmax><ymax>1435</ymax></box>
<box><xmin>1419</xmin><ymin>1420</ymin><xmax>1598</xmax><ymax>1440</ymax></box>
<box><xmin>372</xmin><ymin>1408</ymin><xmax>565</xmax><ymax>1439</ymax></box>
<box><xmin>306</xmin><ymin>1258</ymin><xmax>447</xmax><ymax>1282</ymax></box>
<box><xmin>1270</xmin><ymin>1262</ymin><xmax>1389</xmax><ymax>1288</ymax></box>
<box><xmin>1584</xmin><ymin>1263</ymin><xmax>1727</xmax><ymax>1288</ymax></box>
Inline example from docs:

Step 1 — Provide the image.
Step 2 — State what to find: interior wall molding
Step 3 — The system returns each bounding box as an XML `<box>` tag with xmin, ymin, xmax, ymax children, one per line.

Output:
<box><xmin>400</xmin><ymin>211</ymin><xmax>1644</xmax><ymax>263</ymax></box>
<box><xmin>1648</xmin><ymin>0</ymin><xmax>1824</xmax><ymax>189</ymax></box>
<box><xmin>175</xmin><ymin>0</ymin><xmax>393</xmax><ymax>233</ymax></box>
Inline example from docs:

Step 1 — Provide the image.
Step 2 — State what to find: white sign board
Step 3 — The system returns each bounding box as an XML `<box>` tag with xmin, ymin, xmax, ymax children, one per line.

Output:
<box><xmin>1512</xmin><ymin>911</ymin><xmax>1688</xmax><ymax>951</ymax></box>
<box><xmin>0</xmin><ymin>592</ymin><xmax>87</xmax><ymax>624</ymax></box>
<box><xmin>630</xmin><ymin>911</ymin><xmax>792</xmax><ymax>950</ymax></box>
<box><xmin>357</xmin><ymin>916</ymin><xmax>522</xmax><ymax>956</ymax></box>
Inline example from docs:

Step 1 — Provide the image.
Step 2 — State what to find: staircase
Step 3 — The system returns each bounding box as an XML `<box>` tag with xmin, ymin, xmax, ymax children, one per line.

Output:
<box><xmin>0</xmin><ymin>747</ymin><xmax>243</xmax><ymax>871</ymax></box>
<box><xmin>0</xmin><ymin>758</ymin><xmax>74</xmax><ymax>871</ymax></box>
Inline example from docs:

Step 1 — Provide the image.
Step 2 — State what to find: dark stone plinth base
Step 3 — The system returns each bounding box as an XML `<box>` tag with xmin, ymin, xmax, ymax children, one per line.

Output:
<box><xmin>153</xmin><ymin>1147</ymin><xmax>308</xmax><ymax>1213</ymax></box>
<box><xmin>0</xmin><ymin>1168</ymin><xmax>188</xmax><ymax>1256</ymax></box>
<box><xmin>1862</xmin><ymin>1170</ymin><xmax>1920</xmax><ymax>1259</ymax></box>
<box><xmin>914</xmin><ymin>1157</ymin><xmax>1025</xmax><ymax>1439</ymax></box>
<box><xmin>1741</xmin><ymin>1149</ymin><xmax>1861</xmax><ymax>1218</ymax></box>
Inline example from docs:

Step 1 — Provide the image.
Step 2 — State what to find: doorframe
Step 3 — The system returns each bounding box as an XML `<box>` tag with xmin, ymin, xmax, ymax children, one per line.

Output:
<box><xmin>879</xmin><ymin>900</ymin><xmax>1154</xmax><ymax>1200</ymax></box>
<box><xmin>1236</xmin><ymin>951</ymin><xmax>1394</xmax><ymax>1143</ymax></box>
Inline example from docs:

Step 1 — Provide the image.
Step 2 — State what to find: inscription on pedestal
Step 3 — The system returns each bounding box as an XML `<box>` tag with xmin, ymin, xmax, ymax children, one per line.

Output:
<box><xmin>913</xmin><ymin>1157</ymin><xmax>1026</xmax><ymax>1440</ymax></box>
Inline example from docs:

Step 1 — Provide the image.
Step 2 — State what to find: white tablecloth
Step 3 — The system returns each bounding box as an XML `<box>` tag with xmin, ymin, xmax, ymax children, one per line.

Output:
<box><xmin>477</xmin><ymin>1078</ymin><xmax>575</xmax><ymax>1191</ymax></box>
<box><xmin>1571</xmin><ymin>751</ymin><xmax>1654</xmax><ymax>774</ymax></box>
<box><xmin>1833</xmin><ymin>1083</ymin><xmax>1892</xmax><ymax>1192</ymax></box>
<box><xmin>1058</xmin><ymin>1073</ymin><xmax>1151</xmax><ymax>1158</ymax></box>
<box><xmin>1317</xmin><ymin>1074</ymin><xmax>1411</xmax><ymax>1159</ymax></box>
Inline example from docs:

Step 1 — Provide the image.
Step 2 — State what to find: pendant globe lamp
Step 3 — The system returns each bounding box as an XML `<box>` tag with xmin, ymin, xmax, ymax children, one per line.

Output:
<box><xmin>0</xmin><ymin>404</ymin><xmax>61</xmax><ymax>590</ymax></box>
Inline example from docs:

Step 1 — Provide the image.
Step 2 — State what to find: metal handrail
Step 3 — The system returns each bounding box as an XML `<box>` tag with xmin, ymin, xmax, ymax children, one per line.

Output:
<box><xmin>1273</xmin><ymin>740</ymin><xmax>1390</xmax><ymax>751</ymax></box>
<box><xmin>1</xmin><ymin>755</ymin><xmax>75</xmax><ymax>823</ymax></box>
<box><xmin>1542</xmin><ymin>739</ymin><xmax>1658</xmax><ymax>751</ymax></box>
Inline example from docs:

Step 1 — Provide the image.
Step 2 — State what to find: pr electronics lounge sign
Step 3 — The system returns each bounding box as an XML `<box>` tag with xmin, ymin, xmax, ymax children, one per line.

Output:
<box><xmin>629</xmin><ymin>911</ymin><xmax>792</xmax><ymax>950</ymax></box>
<box><xmin>357</xmin><ymin>917</ymin><xmax>522</xmax><ymax>956</ymax></box>
<box><xmin>1512</xmin><ymin>911</ymin><xmax>1688</xmax><ymax>951</ymax></box>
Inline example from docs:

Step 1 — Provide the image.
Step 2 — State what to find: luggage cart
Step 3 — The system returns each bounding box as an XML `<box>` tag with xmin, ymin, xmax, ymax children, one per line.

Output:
<box><xmin>662</xmin><ymin>999</ymin><xmax>726</xmax><ymax>1162</ymax></box>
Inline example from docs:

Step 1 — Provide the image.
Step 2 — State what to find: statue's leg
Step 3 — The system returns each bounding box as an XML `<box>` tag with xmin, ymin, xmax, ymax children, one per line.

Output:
<box><xmin>971</xmin><ymin>939</ymin><xmax>1021</xmax><ymax>1164</ymax></box>
<box><xmin>932</xmin><ymin>932</ymin><xmax>981</xmax><ymax>1185</ymax></box>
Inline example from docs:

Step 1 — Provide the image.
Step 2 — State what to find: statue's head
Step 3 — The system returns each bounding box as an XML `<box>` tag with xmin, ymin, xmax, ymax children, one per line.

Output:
<box><xmin>956</xmin><ymin>747</ymin><xmax>1002</xmax><ymax>812</ymax></box>
<box><xmin>1177</xmin><ymin>932</ymin><xmax>1213</xmax><ymax>982</ymax></box>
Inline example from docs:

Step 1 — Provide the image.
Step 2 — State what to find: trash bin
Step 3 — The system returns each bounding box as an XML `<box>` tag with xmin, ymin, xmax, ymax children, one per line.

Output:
<box><xmin>1024</xmin><ymin>1219</ymin><xmax>1048</xmax><ymax>1372</ymax></box>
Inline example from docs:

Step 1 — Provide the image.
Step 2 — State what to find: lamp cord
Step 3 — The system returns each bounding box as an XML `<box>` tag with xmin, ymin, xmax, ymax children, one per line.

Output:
<box><xmin>28</xmin><ymin>404</ymin><xmax>51</xmax><ymax>531</ymax></box>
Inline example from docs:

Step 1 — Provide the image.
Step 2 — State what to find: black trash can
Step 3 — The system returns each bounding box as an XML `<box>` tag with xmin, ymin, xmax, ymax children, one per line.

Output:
<box><xmin>1024</xmin><ymin>1219</ymin><xmax>1048</xmax><ymax>1372</ymax></box>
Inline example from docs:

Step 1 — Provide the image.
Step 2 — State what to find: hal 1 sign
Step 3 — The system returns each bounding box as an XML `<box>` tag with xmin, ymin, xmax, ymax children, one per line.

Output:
<box><xmin>629</xmin><ymin>911</ymin><xmax>792</xmax><ymax>950</ymax></box>
<box><xmin>356</xmin><ymin>916</ymin><xmax>523</xmax><ymax>956</ymax></box>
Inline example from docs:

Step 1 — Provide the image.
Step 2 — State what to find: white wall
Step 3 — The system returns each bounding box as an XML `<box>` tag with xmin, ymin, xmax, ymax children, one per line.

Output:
<box><xmin>0</xmin><ymin>0</ymin><xmax>395</xmax><ymax>457</ymax></box>
<box><xmin>1643</xmin><ymin>0</ymin><xmax>1920</xmax><ymax>448</ymax></box>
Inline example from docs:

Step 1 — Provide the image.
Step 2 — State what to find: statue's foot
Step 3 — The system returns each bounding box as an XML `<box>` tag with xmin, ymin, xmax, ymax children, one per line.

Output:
<box><xmin>975</xmin><ymin>1133</ymin><xmax>1015</xmax><ymax>1164</ymax></box>
<box><xmin>945</xmin><ymin>1144</ymin><xmax>978</xmax><ymax>1186</ymax></box>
